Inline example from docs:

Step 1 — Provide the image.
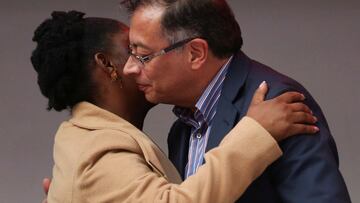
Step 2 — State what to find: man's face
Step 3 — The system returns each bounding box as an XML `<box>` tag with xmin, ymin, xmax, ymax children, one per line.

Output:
<box><xmin>109</xmin><ymin>27</ymin><xmax>153</xmax><ymax>110</ymax></box>
<box><xmin>123</xmin><ymin>6</ymin><xmax>194</xmax><ymax>106</ymax></box>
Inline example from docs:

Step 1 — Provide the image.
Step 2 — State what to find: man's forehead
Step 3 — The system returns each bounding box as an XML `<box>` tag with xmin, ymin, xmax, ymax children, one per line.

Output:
<box><xmin>130</xmin><ymin>4</ymin><xmax>163</xmax><ymax>26</ymax></box>
<box><xmin>128</xmin><ymin>26</ymin><xmax>154</xmax><ymax>50</ymax></box>
<box><xmin>128</xmin><ymin>6</ymin><xmax>166</xmax><ymax>49</ymax></box>
<box><xmin>138</xmin><ymin>5</ymin><xmax>164</xmax><ymax>20</ymax></box>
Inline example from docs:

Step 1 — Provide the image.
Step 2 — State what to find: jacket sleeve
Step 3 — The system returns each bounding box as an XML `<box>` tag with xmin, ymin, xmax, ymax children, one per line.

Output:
<box><xmin>72</xmin><ymin>117</ymin><xmax>282</xmax><ymax>203</ymax></box>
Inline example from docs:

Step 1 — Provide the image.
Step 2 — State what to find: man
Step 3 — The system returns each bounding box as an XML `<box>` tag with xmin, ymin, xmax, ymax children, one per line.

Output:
<box><xmin>122</xmin><ymin>0</ymin><xmax>351</xmax><ymax>202</ymax></box>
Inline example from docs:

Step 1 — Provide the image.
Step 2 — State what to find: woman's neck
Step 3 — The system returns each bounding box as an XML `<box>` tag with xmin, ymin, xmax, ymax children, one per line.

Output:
<box><xmin>96</xmin><ymin>99</ymin><xmax>150</xmax><ymax>130</ymax></box>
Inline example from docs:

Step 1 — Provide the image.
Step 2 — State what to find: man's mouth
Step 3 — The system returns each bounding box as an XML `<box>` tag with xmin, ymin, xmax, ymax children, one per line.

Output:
<box><xmin>137</xmin><ymin>84</ymin><xmax>151</xmax><ymax>92</ymax></box>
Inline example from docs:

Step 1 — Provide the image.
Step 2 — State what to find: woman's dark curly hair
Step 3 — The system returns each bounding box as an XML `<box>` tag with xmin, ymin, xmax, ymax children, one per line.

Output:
<box><xmin>31</xmin><ymin>10</ymin><xmax>127</xmax><ymax>111</ymax></box>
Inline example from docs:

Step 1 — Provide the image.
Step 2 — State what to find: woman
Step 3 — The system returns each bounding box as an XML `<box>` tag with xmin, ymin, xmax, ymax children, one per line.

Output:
<box><xmin>32</xmin><ymin>11</ymin><xmax>317</xmax><ymax>203</ymax></box>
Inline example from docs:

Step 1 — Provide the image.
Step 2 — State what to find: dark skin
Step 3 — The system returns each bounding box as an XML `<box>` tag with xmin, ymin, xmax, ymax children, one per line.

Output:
<box><xmin>247</xmin><ymin>82</ymin><xmax>318</xmax><ymax>141</ymax></box>
<box><xmin>92</xmin><ymin>52</ymin><xmax>152</xmax><ymax>129</ymax></box>
<box><xmin>91</xmin><ymin>28</ymin><xmax>155</xmax><ymax>130</ymax></box>
<box><xmin>41</xmin><ymin>28</ymin><xmax>318</xmax><ymax>202</ymax></box>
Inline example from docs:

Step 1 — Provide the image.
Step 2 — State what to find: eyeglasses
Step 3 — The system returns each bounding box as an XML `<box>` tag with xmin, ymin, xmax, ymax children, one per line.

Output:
<box><xmin>128</xmin><ymin>37</ymin><xmax>196</xmax><ymax>67</ymax></box>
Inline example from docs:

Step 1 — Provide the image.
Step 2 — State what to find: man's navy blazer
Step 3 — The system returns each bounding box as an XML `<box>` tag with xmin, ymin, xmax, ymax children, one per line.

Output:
<box><xmin>168</xmin><ymin>51</ymin><xmax>351</xmax><ymax>203</ymax></box>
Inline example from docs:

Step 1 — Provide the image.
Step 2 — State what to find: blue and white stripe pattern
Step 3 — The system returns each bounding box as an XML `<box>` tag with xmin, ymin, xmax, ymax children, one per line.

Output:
<box><xmin>173</xmin><ymin>56</ymin><xmax>233</xmax><ymax>178</ymax></box>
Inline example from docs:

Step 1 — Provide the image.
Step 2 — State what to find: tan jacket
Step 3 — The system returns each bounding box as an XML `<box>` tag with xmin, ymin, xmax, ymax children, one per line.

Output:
<box><xmin>47</xmin><ymin>102</ymin><xmax>282</xmax><ymax>203</ymax></box>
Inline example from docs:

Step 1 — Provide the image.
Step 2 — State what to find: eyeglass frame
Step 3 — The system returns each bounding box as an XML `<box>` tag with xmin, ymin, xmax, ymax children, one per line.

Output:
<box><xmin>128</xmin><ymin>37</ymin><xmax>197</xmax><ymax>66</ymax></box>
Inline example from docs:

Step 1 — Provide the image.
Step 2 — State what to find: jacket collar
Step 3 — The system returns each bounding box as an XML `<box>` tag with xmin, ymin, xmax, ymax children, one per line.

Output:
<box><xmin>70</xmin><ymin>102</ymin><xmax>182</xmax><ymax>183</ymax></box>
<box><xmin>221</xmin><ymin>51</ymin><xmax>251</xmax><ymax>102</ymax></box>
<box><xmin>206</xmin><ymin>51</ymin><xmax>252</xmax><ymax>151</ymax></box>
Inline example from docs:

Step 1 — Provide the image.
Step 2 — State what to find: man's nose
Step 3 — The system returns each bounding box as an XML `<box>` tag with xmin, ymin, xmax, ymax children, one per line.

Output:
<box><xmin>123</xmin><ymin>57</ymin><xmax>141</xmax><ymax>76</ymax></box>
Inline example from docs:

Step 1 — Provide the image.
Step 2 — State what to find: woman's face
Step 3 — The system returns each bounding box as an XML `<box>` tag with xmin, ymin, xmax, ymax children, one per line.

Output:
<box><xmin>110</xmin><ymin>28</ymin><xmax>156</xmax><ymax>111</ymax></box>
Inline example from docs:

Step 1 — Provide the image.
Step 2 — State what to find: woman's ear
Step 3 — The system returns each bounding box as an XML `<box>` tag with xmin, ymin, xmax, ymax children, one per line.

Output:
<box><xmin>188</xmin><ymin>38</ymin><xmax>208</xmax><ymax>70</ymax></box>
<box><xmin>94</xmin><ymin>52</ymin><xmax>118</xmax><ymax>81</ymax></box>
<box><xmin>94</xmin><ymin>53</ymin><xmax>111</xmax><ymax>70</ymax></box>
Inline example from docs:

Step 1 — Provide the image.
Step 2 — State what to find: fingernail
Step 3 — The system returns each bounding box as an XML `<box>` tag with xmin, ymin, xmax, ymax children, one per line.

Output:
<box><xmin>313</xmin><ymin>116</ymin><xmax>318</xmax><ymax>122</ymax></box>
<box><xmin>313</xmin><ymin>126</ymin><xmax>319</xmax><ymax>132</ymax></box>
<box><xmin>302</xmin><ymin>94</ymin><xmax>306</xmax><ymax>100</ymax></box>
<box><xmin>259</xmin><ymin>81</ymin><xmax>266</xmax><ymax>88</ymax></box>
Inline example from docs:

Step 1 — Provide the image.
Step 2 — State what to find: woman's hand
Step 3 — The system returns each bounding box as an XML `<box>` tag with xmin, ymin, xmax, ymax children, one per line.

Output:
<box><xmin>247</xmin><ymin>81</ymin><xmax>319</xmax><ymax>142</ymax></box>
<box><xmin>41</xmin><ymin>178</ymin><xmax>51</xmax><ymax>203</ymax></box>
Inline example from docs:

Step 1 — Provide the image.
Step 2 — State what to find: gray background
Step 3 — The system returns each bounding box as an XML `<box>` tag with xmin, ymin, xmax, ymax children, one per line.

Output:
<box><xmin>0</xmin><ymin>0</ymin><xmax>359</xmax><ymax>202</ymax></box>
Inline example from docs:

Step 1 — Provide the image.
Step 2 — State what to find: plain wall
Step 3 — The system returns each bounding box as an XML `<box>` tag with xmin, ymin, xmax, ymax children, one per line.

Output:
<box><xmin>0</xmin><ymin>0</ymin><xmax>359</xmax><ymax>202</ymax></box>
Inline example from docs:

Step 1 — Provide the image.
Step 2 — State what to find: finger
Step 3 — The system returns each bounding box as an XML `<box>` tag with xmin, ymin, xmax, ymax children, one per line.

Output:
<box><xmin>289</xmin><ymin>112</ymin><xmax>317</xmax><ymax>124</ymax></box>
<box><xmin>276</xmin><ymin>91</ymin><xmax>305</xmax><ymax>103</ymax></box>
<box><xmin>288</xmin><ymin>103</ymin><xmax>312</xmax><ymax>114</ymax></box>
<box><xmin>42</xmin><ymin>178</ymin><xmax>51</xmax><ymax>194</ymax></box>
<box><xmin>288</xmin><ymin>124</ymin><xmax>319</xmax><ymax>136</ymax></box>
<box><xmin>250</xmin><ymin>81</ymin><xmax>268</xmax><ymax>105</ymax></box>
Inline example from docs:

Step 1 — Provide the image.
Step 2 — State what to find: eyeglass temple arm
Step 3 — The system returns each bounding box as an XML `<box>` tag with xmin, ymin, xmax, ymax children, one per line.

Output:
<box><xmin>163</xmin><ymin>37</ymin><xmax>196</xmax><ymax>53</ymax></box>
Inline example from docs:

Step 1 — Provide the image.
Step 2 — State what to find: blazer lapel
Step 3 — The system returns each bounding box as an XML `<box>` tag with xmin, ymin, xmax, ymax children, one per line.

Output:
<box><xmin>206</xmin><ymin>101</ymin><xmax>239</xmax><ymax>151</ymax></box>
<box><xmin>168</xmin><ymin>121</ymin><xmax>191</xmax><ymax>179</ymax></box>
<box><xmin>135</xmin><ymin>135</ymin><xmax>182</xmax><ymax>184</ymax></box>
<box><xmin>206</xmin><ymin>51</ymin><xmax>251</xmax><ymax>152</ymax></box>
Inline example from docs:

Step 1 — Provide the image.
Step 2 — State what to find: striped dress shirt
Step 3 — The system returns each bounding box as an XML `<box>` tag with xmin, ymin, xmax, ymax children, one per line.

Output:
<box><xmin>173</xmin><ymin>56</ymin><xmax>233</xmax><ymax>178</ymax></box>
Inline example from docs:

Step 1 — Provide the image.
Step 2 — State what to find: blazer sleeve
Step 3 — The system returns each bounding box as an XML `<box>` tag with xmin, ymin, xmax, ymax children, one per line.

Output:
<box><xmin>72</xmin><ymin>117</ymin><xmax>282</xmax><ymax>203</ymax></box>
<box><xmin>266</xmin><ymin>83</ymin><xmax>351</xmax><ymax>203</ymax></box>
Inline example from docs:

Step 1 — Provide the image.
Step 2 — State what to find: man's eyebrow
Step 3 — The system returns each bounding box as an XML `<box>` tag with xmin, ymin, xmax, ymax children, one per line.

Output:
<box><xmin>130</xmin><ymin>41</ymin><xmax>153</xmax><ymax>51</ymax></box>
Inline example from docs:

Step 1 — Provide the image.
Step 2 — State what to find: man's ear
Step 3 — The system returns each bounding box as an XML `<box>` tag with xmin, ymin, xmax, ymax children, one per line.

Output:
<box><xmin>188</xmin><ymin>38</ymin><xmax>208</xmax><ymax>70</ymax></box>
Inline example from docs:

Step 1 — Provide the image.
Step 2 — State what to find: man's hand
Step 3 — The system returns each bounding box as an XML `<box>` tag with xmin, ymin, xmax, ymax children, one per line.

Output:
<box><xmin>247</xmin><ymin>81</ymin><xmax>319</xmax><ymax>141</ymax></box>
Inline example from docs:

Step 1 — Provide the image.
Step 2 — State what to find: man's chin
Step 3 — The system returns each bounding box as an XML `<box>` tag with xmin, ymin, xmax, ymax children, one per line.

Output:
<box><xmin>144</xmin><ymin>92</ymin><xmax>175</xmax><ymax>106</ymax></box>
<box><xmin>144</xmin><ymin>93</ymin><xmax>160</xmax><ymax>105</ymax></box>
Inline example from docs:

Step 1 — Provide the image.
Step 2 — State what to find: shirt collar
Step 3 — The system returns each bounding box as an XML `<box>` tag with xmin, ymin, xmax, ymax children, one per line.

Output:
<box><xmin>173</xmin><ymin>55</ymin><xmax>233</xmax><ymax>126</ymax></box>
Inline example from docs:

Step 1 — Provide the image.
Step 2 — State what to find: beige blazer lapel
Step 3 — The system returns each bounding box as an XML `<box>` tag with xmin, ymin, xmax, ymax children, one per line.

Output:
<box><xmin>134</xmin><ymin>134</ymin><xmax>182</xmax><ymax>184</ymax></box>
